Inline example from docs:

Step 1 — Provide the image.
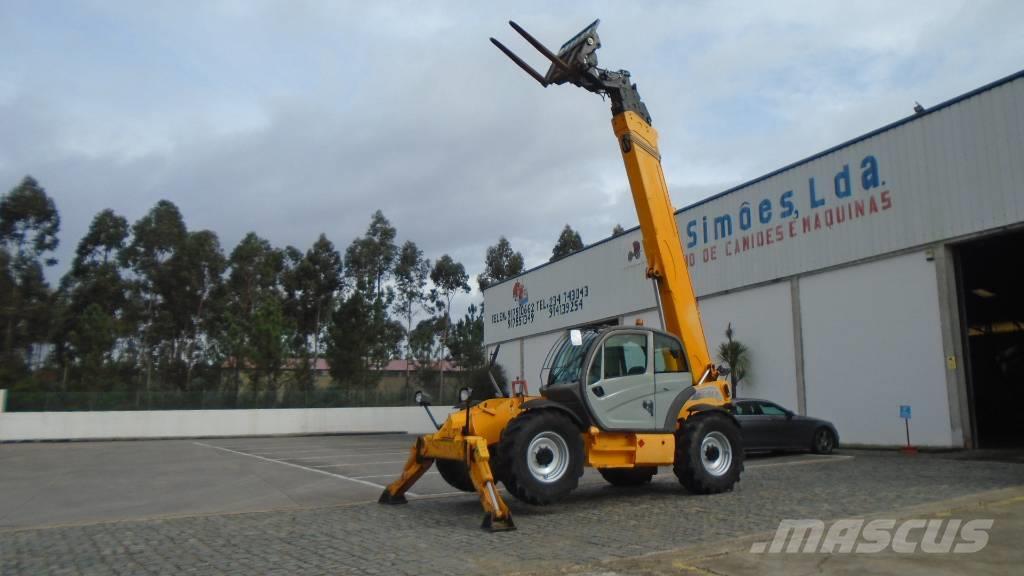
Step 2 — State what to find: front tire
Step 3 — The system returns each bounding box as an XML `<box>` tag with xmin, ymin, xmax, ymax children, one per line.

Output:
<box><xmin>812</xmin><ymin>428</ymin><xmax>836</xmax><ymax>454</ymax></box>
<box><xmin>498</xmin><ymin>410</ymin><xmax>583</xmax><ymax>505</ymax></box>
<box><xmin>673</xmin><ymin>412</ymin><xmax>744</xmax><ymax>494</ymax></box>
<box><xmin>599</xmin><ymin>466</ymin><xmax>657</xmax><ymax>487</ymax></box>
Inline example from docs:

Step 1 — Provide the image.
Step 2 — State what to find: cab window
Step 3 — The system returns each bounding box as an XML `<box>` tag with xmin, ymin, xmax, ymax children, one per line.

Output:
<box><xmin>654</xmin><ymin>333</ymin><xmax>687</xmax><ymax>373</ymax></box>
<box><xmin>603</xmin><ymin>334</ymin><xmax>647</xmax><ymax>379</ymax></box>
<box><xmin>587</xmin><ymin>351</ymin><xmax>602</xmax><ymax>385</ymax></box>
<box><xmin>548</xmin><ymin>331</ymin><xmax>599</xmax><ymax>386</ymax></box>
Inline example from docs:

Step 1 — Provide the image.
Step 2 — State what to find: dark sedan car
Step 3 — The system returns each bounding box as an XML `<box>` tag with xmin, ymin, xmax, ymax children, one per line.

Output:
<box><xmin>733</xmin><ymin>399</ymin><xmax>839</xmax><ymax>454</ymax></box>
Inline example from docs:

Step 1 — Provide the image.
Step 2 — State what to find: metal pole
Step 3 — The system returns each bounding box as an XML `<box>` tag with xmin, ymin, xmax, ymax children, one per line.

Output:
<box><xmin>0</xmin><ymin>388</ymin><xmax>7</xmax><ymax>413</ymax></box>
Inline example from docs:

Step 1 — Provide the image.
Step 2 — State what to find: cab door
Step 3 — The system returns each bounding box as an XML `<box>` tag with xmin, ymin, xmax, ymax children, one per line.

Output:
<box><xmin>585</xmin><ymin>331</ymin><xmax>656</xmax><ymax>430</ymax></box>
<box><xmin>652</xmin><ymin>332</ymin><xmax>691</xmax><ymax>429</ymax></box>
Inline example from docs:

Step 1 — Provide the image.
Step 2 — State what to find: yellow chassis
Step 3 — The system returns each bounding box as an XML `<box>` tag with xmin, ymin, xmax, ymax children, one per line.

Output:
<box><xmin>379</xmin><ymin>382</ymin><xmax>731</xmax><ymax>530</ymax></box>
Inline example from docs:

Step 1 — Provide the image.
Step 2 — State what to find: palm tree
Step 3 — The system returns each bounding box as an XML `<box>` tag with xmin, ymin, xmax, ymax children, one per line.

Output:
<box><xmin>716</xmin><ymin>323</ymin><xmax>749</xmax><ymax>397</ymax></box>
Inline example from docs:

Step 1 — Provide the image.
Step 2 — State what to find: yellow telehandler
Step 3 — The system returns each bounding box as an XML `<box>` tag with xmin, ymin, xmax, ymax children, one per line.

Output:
<box><xmin>379</xmin><ymin>20</ymin><xmax>743</xmax><ymax>531</ymax></box>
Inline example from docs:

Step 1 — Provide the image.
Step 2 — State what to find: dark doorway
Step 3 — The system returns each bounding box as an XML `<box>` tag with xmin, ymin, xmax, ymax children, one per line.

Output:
<box><xmin>957</xmin><ymin>229</ymin><xmax>1024</xmax><ymax>448</ymax></box>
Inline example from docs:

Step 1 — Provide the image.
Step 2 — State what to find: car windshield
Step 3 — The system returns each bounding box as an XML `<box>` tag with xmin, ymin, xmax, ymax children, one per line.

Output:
<box><xmin>547</xmin><ymin>330</ymin><xmax>600</xmax><ymax>386</ymax></box>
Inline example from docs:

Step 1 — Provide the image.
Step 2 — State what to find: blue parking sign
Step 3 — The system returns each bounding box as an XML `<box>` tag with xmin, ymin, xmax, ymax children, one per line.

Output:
<box><xmin>900</xmin><ymin>405</ymin><xmax>911</xmax><ymax>419</ymax></box>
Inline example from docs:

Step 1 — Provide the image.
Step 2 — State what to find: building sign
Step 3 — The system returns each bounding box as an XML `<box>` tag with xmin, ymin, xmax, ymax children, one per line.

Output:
<box><xmin>491</xmin><ymin>283</ymin><xmax>591</xmax><ymax>330</ymax></box>
<box><xmin>683</xmin><ymin>155</ymin><xmax>893</xmax><ymax>269</ymax></box>
<box><xmin>484</xmin><ymin>234</ymin><xmax>657</xmax><ymax>344</ymax></box>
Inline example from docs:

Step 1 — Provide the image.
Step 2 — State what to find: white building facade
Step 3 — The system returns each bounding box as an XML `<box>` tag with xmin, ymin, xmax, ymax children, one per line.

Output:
<box><xmin>484</xmin><ymin>70</ymin><xmax>1024</xmax><ymax>449</ymax></box>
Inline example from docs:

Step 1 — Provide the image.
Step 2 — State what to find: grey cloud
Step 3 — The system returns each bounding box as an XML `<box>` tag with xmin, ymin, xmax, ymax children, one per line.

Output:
<box><xmin>2</xmin><ymin>0</ymin><xmax>1022</xmax><ymax>310</ymax></box>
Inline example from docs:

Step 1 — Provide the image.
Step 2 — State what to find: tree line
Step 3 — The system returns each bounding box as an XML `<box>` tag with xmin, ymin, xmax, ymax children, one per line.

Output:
<box><xmin>1</xmin><ymin>176</ymin><xmax>607</xmax><ymax>409</ymax></box>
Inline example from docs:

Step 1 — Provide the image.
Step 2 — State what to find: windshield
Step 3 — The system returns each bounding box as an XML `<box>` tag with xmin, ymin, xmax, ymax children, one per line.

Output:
<box><xmin>546</xmin><ymin>330</ymin><xmax>600</xmax><ymax>386</ymax></box>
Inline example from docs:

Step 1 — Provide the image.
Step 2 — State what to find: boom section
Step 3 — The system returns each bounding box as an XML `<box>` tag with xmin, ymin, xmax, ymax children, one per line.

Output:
<box><xmin>611</xmin><ymin>111</ymin><xmax>712</xmax><ymax>382</ymax></box>
<box><xmin>491</xmin><ymin>19</ymin><xmax>716</xmax><ymax>384</ymax></box>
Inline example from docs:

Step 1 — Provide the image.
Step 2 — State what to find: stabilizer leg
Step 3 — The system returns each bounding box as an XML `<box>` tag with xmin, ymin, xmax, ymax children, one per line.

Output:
<box><xmin>378</xmin><ymin>438</ymin><xmax>433</xmax><ymax>505</ymax></box>
<box><xmin>465</xmin><ymin>437</ymin><xmax>515</xmax><ymax>531</ymax></box>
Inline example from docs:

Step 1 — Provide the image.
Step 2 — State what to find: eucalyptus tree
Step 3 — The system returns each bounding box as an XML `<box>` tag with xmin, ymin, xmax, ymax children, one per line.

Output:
<box><xmin>283</xmin><ymin>233</ymin><xmax>343</xmax><ymax>395</ymax></box>
<box><xmin>550</xmin><ymin>224</ymin><xmax>584</xmax><ymax>262</ymax></box>
<box><xmin>162</xmin><ymin>229</ymin><xmax>226</xmax><ymax>390</ymax></box>
<box><xmin>393</xmin><ymin>240</ymin><xmax>430</xmax><ymax>390</ymax></box>
<box><xmin>344</xmin><ymin>210</ymin><xmax>397</xmax><ymax>301</ymax></box>
<box><xmin>216</xmin><ymin>232</ymin><xmax>286</xmax><ymax>403</ymax></box>
<box><xmin>54</xmin><ymin>209</ymin><xmax>130</xmax><ymax>391</ymax></box>
<box><xmin>325</xmin><ymin>290</ymin><xmax>375</xmax><ymax>389</ymax></box>
<box><xmin>477</xmin><ymin>236</ymin><xmax>524</xmax><ymax>291</ymax></box>
<box><xmin>120</xmin><ymin>200</ymin><xmax>186</xmax><ymax>393</ymax></box>
<box><xmin>0</xmin><ymin>176</ymin><xmax>60</xmax><ymax>388</ymax></box>
<box><xmin>430</xmin><ymin>254</ymin><xmax>470</xmax><ymax>395</ymax></box>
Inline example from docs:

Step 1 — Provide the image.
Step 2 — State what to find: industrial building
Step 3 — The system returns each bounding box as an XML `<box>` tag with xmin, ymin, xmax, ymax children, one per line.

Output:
<box><xmin>483</xmin><ymin>69</ymin><xmax>1024</xmax><ymax>449</ymax></box>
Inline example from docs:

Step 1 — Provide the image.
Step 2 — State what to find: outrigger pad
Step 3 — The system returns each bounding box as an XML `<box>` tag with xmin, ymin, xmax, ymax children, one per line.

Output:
<box><xmin>378</xmin><ymin>489</ymin><xmax>408</xmax><ymax>505</ymax></box>
<box><xmin>481</xmin><ymin>514</ymin><xmax>516</xmax><ymax>532</ymax></box>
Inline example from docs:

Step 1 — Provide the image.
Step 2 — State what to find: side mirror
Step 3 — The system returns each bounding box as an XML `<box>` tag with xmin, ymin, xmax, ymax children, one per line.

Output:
<box><xmin>785</xmin><ymin>411</ymin><xmax>794</xmax><ymax>420</ymax></box>
<box><xmin>717</xmin><ymin>364</ymin><xmax>731</xmax><ymax>377</ymax></box>
<box><xmin>414</xmin><ymin>390</ymin><xmax>433</xmax><ymax>406</ymax></box>
<box><xmin>458</xmin><ymin>387</ymin><xmax>472</xmax><ymax>403</ymax></box>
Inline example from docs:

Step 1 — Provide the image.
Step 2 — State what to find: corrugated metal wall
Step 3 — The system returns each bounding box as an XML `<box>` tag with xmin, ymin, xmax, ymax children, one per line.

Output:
<box><xmin>480</xmin><ymin>72</ymin><xmax>1022</xmax><ymax>448</ymax></box>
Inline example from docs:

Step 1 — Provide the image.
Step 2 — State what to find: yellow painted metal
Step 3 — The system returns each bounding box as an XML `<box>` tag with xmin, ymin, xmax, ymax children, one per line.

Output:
<box><xmin>382</xmin><ymin>439</ymin><xmax>435</xmax><ymax>499</ymax></box>
<box><xmin>636</xmin><ymin>433</ymin><xmax>675</xmax><ymax>463</ymax></box>
<box><xmin>679</xmin><ymin>380</ymin><xmax>733</xmax><ymax>418</ymax></box>
<box><xmin>584</xmin><ymin>428</ymin><xmax>676</xmax><ymax>468</ymax></box>
<box><xmin>431</xmin><ymin>395</ymin><xmax>533</xmax><ymax>445</ymax></box>
<box><xmin>612</xmin><ymin>111</ymin><xmax>713</xmax><ymax>383</ymax></box>
<box><xmin>380</xmin><ymin>396</ymin><xmax>531</xmax><ymax>530</ymax></box>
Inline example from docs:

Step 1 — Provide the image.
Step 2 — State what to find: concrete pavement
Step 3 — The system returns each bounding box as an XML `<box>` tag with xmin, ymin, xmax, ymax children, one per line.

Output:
<box><xmin>516</xmin><ymin>486</ymin><xmax>1024</xmax><ymax>576</ymax></box>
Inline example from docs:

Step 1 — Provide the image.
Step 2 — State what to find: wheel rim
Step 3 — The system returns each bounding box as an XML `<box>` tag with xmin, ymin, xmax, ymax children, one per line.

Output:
<box><xmin>527</xmin><ymin>431</ymin><xmax>570</xmax><ymax>483</ymax></box>
<box><xmin>701</xmin><ymin>431</ymin><xmax>733</xmax><ymax>477</ymax></box>
<box><xmin>817</xmin><ymin>430</ymin><xmax>833</xmax><ymax>451</ymax></box>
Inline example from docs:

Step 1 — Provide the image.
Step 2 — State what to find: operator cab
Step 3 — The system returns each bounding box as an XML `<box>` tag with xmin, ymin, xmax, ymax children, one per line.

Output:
<box><xmin>543</xmin><ymin>327</ymin><xmax>693</xmax><ymax>433</ymax></box>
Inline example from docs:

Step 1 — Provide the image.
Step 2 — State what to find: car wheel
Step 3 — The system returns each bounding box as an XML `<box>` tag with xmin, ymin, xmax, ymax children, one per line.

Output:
<box><xmin>598</xmin><ymin>467</ymin><xmax>657</xmax><ymax>486</ymax></box>
<box><xmin>812</xmin><ymin>428</ymin><xmax>836</xmax><ymax>454</ymax></box>
<box><xmin>673</xmin><ymin>412</ymin><xmax>744</xmax><ymax>494</ymax></box>
<box><xmin>497</xmin><ymin>410</ymin><xmax>583</xmax><ymax>505</ymax></box>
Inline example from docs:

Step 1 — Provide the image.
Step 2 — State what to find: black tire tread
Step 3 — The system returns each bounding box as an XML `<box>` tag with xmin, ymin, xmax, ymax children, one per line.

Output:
<box><xmin>673</xmin><ymin>412</ymin><xmax>744</xmax><ymax>494</ymax></box>
<box><xmin>496</xmin><ymin>410</ymin><xmax>583</xmax><ymax>505</ymax></box>
<box><xmin>598</xmin><ymin>466</ymin><xmax>657</xmax><ymax>487</ymax></box>
<box><xmin>435</xmin><ymin>458</ymin><xmax>475</xmax><ymax>492</ymax></box>
<box><xmin>811</xmin><ymin>427</ymin><xmax>836</xmax><ymax>454</ymax></box>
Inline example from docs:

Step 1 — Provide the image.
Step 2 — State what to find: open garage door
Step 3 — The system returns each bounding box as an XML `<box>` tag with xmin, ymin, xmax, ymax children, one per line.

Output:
<box><xmin>957</xmin><ymin>229</ymin><xmax>1024</xmax><ymax>448</ymax></box>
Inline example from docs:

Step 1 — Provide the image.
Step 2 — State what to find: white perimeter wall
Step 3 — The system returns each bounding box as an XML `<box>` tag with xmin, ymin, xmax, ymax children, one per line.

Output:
<box><xmin>701</xmin><ymin>282</ymin><xmax>800</xmax><ymax>411</ymax></box>
<box><xmin>0</xmin><ymin>406</ymin><xmax>449</xmax><ymax>442</ymax></box>
<box><xmin>800</xmin><ymin>251</ymin><xmax>952</xmax><ymax>446</ymax></box>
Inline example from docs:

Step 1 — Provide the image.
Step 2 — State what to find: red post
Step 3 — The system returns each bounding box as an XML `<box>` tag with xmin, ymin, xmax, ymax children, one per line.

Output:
<box><xmin>901</xmin><ymin>418</ymin><xmax>917</xmax><ymax>455</ymax></box>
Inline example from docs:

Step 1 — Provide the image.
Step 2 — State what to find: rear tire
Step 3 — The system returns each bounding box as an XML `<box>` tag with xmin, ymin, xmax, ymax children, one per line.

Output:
<box><xmin>673</xmin><ymin>412</ymin><xmax>744</xmax><ymax>494</ymax></box>
<box><xmin>435</xmin><ymin>458</ymin><xmax>475</xmax><ymax>492</ymax></box>
<box><xmin>598</xmin><ymin>466</ymin><xmax>657</xmax><ymax>487</ymax></box>
<box><xmin>498</xmin><ymin>410</ymin><xmax>583</xmax><ymax>505</ymax></box>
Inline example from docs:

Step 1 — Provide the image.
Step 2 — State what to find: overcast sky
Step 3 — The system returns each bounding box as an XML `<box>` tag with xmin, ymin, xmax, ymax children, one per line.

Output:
<box><xmin>2</xmin><ymin>0</ymin><xmax>1022</xmax><ymax>316</ymax></box>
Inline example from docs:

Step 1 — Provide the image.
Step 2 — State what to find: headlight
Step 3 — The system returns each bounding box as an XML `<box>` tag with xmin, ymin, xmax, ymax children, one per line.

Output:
<box><xmin>691</xmin><ymin>386</ymin><xmax>723</xmax><ymax>402</ymax></box>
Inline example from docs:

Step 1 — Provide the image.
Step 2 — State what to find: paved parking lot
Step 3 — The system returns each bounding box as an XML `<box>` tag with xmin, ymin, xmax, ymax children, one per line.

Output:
<box><xmin>1</xmin><ymin>434</ymin><xmax>1022</xmax><ymax>575</ymax></box>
